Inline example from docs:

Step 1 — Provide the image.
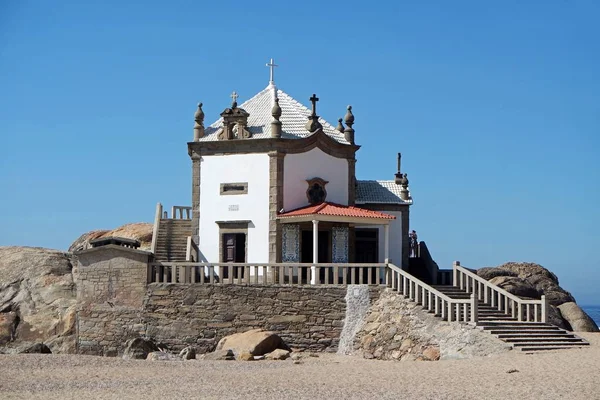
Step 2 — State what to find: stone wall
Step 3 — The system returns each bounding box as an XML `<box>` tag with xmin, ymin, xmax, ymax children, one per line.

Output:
<box><xmin>76</xmin><ymin>253</ymin><xmax>383</xmax><ymax>356</ymax></box>
<box><xmin>76</xmin><ymin>245</ymin><xmax>150</xmax><ymax>356</ymax></box>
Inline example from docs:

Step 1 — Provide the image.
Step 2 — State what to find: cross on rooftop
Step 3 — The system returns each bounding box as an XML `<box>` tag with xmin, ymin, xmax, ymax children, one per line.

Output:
<box><xmin>309</xmin><ymin>93</ymin><xmax>319</xmax><ymax>116</ymax></box>
<box><xmin>230</xmin><ymin>91</ymin><xmax>239</xmax><ymax>107</ymax></box>
<box><xmin>266</xmin><ymin>58</ymin><xmax>278</xmax><ymax>84</ymax></box>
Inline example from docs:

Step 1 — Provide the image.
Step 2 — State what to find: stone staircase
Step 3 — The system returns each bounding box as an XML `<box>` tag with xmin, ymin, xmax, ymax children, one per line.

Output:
<box><xmin>153</xmin><ymin>219</ymin><xmax>192</xmax><ymax>262</ymax></box>
<box><xmin>432</xmin><ymin>285</ymin><xmax>589</xmax><ymax>352</ymax></box>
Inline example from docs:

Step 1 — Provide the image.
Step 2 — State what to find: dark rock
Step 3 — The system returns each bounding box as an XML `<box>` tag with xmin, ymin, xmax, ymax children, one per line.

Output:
<box><xmin>122</xmin><ymin>337</ymin><xmax>160</xmax><ymax>360</ymax></box>
<box><xmin>18</xmin><ymin>343</ymin><xmax>52</xmax><ymax>354</ymax></box>
<box><xmin>179</xmin><ymin>346</ymin><xmax>196</xmax><ymax>360</ymax></box>
<box><xmin>477</xmin><ymin>268</ymin><xmax>517</xmax><ymax>280</ymax></box>
<box><xmin>488</xmin><ymin>276</ymin><xmax>539</xmax><ymax>299</ymax></box>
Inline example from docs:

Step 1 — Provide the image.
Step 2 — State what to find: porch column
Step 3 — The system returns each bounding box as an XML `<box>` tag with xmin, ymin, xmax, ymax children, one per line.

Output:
<box><xmin>384</xmin><ymin>224</ymin><xmax>390</xmax><ymax>263</ymax></box>
<box><xmin>311</xmin><ymin>219</ymin><xmax>319</xmax><ymax>284</ymax></box>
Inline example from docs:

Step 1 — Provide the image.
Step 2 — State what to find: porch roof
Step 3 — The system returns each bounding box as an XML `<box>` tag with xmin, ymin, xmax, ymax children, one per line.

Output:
<box><xmin>277</xmin><ymin>202</ymin><xmax>396</xmax><ymax>224</ymax></box>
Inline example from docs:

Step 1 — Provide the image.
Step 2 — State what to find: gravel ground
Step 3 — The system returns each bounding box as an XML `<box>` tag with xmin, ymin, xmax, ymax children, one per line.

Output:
<box><xmin>1</xmin><ymin>333</ymin><xmax>599</xmax><ymax>400</ymax></box>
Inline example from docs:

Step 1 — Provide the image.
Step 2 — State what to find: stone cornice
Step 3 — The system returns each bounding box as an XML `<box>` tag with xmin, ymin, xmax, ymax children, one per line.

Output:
<box><xmin>188</xmin><ymin>128</ymin><xmax>360</xmax><ymax>160</ymax></box>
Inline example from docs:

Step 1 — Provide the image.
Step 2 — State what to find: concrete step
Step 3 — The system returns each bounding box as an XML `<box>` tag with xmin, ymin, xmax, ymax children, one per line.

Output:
<box><xmin>478</xmin><ymin>321</ymin><xmax>551</xmax><ymax>327</ymax></box>
<box><xmin>502</xmin><ymin>336</ymin><xmax>583</xmax><ymax>343</ymax></box>
<box><xmin>492</xmin><ymin>330</ymin><xmax>568</xmax><ymax>336</ymax></box>
<box><xmin>518</xmin><ymin>345</ymin><xmax>588</xmax><ymax>352</ymax></box>
<box><xmin>511</xmin><ymin>341</ymin><xmax>588</xmax><ymax>347</ymax></box>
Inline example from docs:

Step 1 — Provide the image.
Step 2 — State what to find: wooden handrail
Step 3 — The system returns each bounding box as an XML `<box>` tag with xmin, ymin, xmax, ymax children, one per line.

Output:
<box><xmin>388</xmin><ymin>263</ymin><xmax>458</xmax><ymax>304</ymax></box>
<box><xmin>454</xmin><ymin>263</ymin><xmax>523</xmax><ymax>303</ymax></box>
<box><xmin>388</xmin><ymin>263</ymin><xmax>475</xmax><ymax>323</ymax></box>
<box><xmin>453</xmin><ymin>261</ymin><xmax>547</xmax><ymax>323</ymax></box>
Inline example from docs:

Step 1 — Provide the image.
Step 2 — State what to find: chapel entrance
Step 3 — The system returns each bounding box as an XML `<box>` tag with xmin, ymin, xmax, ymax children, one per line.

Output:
<box><xmin>222</xmin><ymin>233</ymin><xmax>246</xmax><ymax>279</ymax></box>
<box><xmin>355</xmin><ymin>229</ymin><xmax>379</xmax><ymax>283</ymax></box>
<box><xmin>301</xmin><ymin>230</ymin><xmax>330</xmax><ymax>283</ymax></box>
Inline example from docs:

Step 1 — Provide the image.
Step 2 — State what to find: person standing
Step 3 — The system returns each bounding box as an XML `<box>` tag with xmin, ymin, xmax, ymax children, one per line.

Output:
<box><xmin>409</xmin><ymin>230</ymin><xmax>418</xmax><ymax>257</ymax></box>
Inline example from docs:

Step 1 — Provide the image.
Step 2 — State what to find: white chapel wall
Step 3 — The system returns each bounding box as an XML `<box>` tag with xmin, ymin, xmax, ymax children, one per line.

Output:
<box><xmin>359</xmin><ymin>211</ymin><xmax>403</xmax><ymax>264</ymax></box>
<box><xmin>283</xmin><ymin>147</ymin><xmax>348</xmax><ymax>211</ymax></box>
<box><xmin>198</xmin><ymin>153</ymin><xmax>270</xmax><ymax>263</ymax></box>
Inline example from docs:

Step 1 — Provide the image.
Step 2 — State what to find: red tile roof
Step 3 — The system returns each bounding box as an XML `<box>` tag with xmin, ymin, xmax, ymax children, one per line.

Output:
<box><xmin>278</xmin><ymin>202</ymin><xmax>396</xmax><ymax>220</ymax></box>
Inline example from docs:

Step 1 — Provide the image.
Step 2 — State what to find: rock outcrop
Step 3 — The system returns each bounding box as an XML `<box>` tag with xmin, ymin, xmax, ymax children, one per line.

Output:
<box><xmin>353</xmin><ymin>290</ymin><xmax>512</xmax><ymax>361</ymax></box>
<box><xmin>69</xmin><ymin>222</ymin><xmax>153</xmax><ymax>252</ymax></box>
<box><xmin>477</xmin><ymin>262</ymin><xmax>598</xmax><ymax>332</ymax></box>
<box><xmin>0</xmin><ymin>247</ymin><xmax>77</xmax><ymax>354</ymax></box>
<box><xmin>558</xmin><ymin>302</ymin><xmax>599</xmax><ymax>332</ymax></box>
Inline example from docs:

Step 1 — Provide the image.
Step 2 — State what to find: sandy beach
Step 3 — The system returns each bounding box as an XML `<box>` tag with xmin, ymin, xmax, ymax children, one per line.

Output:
<box><xmin>1</xmin><ymin>333</ymin><xmax>599</xmax><ymax>400</ymax></box>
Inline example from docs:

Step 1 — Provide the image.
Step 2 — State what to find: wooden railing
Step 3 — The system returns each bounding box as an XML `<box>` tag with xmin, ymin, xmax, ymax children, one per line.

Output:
<box><xmin>388</xmin><ymin>263</ymin><xmax>476</xmax><ymax>323</ymax></box>
<box><xmin>148</xmin><ymin>263</ymin><xmax>387</xmax><ymax>286</ymax></box>
<box><xmin>453</xmin><ymin>261</ymin><xmax>548</xmax><ymax>323</ymax></box>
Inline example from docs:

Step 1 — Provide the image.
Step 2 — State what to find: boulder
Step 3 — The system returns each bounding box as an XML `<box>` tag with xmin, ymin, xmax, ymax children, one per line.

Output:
<box><xmin>122</xmin><ymin>338</ymin><xmax>160</xmax><ymax>360</ymax></box>
<box><xmin>477</xmin><ymin>268</ymin><xmax>517</xmax><ymax>280</ymax></box>
<box><xmin>147</xmin><ymin>351</ymin><xmax>181</xmax><ymax>361</ymax></box>
<box><xmin>488</xmin><ymin>276</ymin><xmax>539</xmax><ymax>299</ymax></box>
<box><xmin>69</xmin><ymin>222</ymin><xmax>153</xmax><ymax>252</ymax></box>
<box><xmin>0</xmin><ymin>247</ymin><xmax>77</xmax><ymax>354</ymax></box>
<box><xmin>17</xmin><ymin>342</ymin><xmax>52</xmax><ymax>354</ymax></box>
<box><xmin>215</xmin><ymin>329</ymin><xmax>289</xmax><ymax>356</ymax></box>
<box><xmin>179</xmin><ymin>346</ymin><xmax>196</xmax><ymax>360</ymax></box>
<box><xmin>237</xmin><ymin>351</ymin><xmax>254</xmax><ymax>361</ymax></box>
<box><xmin>477</xmin><ymin>262</ymin><xmax>595</xmax><ymax>331</ymax></box>
<box><xmin>203</xmin><ymin>349</ymin><xmax>235</xmax><ymax>360</ymax></box>
<box><xmin>265</xmin><ymin>349</ymin><xmax>290</xmax><ymax>360</ymax></box>
<box><xmin>422</xmin><ymin>346</ymin><xmax>440</xmax><ymax>361</ymax></box>
<box><xmin>558</xmin><ymin>302</ymin><xmax>599</xmax><ymax>332</ymax></box>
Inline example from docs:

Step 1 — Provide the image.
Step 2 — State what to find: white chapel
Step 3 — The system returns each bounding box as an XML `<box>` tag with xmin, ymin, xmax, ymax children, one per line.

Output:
<box><xmin>154</xmin><ymin>60</ymin><xmax>414</xmax><ymax>281</ymax></box>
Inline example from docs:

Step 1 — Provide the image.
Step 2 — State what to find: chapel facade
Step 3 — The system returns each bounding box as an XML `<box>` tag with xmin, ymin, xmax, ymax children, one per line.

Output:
<box><xmin>186</xmin><ymin>61</ymin><xmax>413</xmax><ymax>271</ymax></box>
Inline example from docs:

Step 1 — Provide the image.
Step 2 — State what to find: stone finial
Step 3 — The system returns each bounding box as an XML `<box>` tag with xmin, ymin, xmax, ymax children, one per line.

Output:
<box><xmin>400</xmin><ymin>173</ymin><xmax>410</xmax><ymax>200</ymax></box>
<box><xmin>193</xmin><ymin>102</ymin><xmax>205</xmax><ymax>141</ymax></box>
<box><xmin>395</xmin><ymin>153</ymin><xmax>403</xmax><ymax>184</ymax></box>
<box><xmin>271</xmin><ymin>97</ymin><xmax>282</xmax><ymax>138</ymax></box>
<box><xmin>305</xmin><ymin>93</ymin><xmax>323</xmax><ymax>133</ymax></box>
<box><xmin>343</xmin><ymin>105</ymin><xmax>355</xmax><ymax>144</ymax></box>
<box><xmin>336</xmin><ymin>118</ymin><xmax>345</xmax><ymax>132</ymax></box>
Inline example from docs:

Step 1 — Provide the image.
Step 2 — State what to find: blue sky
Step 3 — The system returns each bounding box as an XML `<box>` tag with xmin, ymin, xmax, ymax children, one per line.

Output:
<box><xmin>1</xmin><ymin>1</ymin><xmax>598</xmax><ymax>304</ymax></box>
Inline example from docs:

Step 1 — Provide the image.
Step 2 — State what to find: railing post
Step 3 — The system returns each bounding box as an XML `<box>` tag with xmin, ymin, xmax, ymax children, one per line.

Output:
<box><xmin>471</xmin><ymin>293</ymin><xmax>478</xmax><ymax>323</ymax></box>
<box><xmin>541</xmin><ymin>295</ymin><xmax>548</xmax><ymax>323</ymax></box>
<box><xmin>452</xmin><ymin>261</ymin><xmax>460</xmax><ymax>287</ymax></box>
<box><xmin>151</xmin><ymin>203</ymin><xmax>162</xmax><ymax>254</ymax></box>
<box><xmin>517</xmin><ymin>302</ymin><xmax>523</xmax><ymax>322</ymax></box>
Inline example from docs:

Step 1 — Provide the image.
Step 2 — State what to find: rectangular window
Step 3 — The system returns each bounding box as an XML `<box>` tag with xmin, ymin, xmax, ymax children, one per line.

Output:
<box><xmin>220</xmin><ymin>182</ymin><xmax>248</xmax><ymax>195</ymax></box>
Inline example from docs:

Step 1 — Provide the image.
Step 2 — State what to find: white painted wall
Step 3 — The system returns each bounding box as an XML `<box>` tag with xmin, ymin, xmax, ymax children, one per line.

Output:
<box><xmin>198</xmin><ymin>153</ymin><xmax>270</xmax><ymax>263</ymax></box>
<box><xmin>283</xmin><ymin>147</ymin><xmax>348</xmax><ymax>211</ymax></box>
<box><xmin>359</xmin><ymin>211</ymin><xmax>403</xmax><ymax>265</ymax></box>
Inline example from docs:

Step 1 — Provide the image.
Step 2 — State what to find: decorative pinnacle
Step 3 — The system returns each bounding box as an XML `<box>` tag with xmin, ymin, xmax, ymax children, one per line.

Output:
<box><xmin>336</xmin><ymin>118</ymin><xmax>344</xmax><ymax>132</ymax></box>
<box><xmin>305</xmin><ymin>93</ymin><xmax>322</xmax><ymax>133</ymax></box>
<box><xmin>266</xmin><ymin>58</ymin><xmax>278</xmax><ymax>84</ymax></box>
<box><xmin>194</xmin><ymin>102</ymin><xmax>204</xmax><ymax>123</ymax></box>
<box><xmin>309</xmin><ymin>94</ymin><xmax>319</xmax><ymax>116</ymax></box>
<box><xmin>271</xmin><ymin>98</ymin><xmax>282</xmax><ymax>120</ymax></box>
<box><xmin>344</xmin><ymin>105</ymin><xmax>354</xmax><ymax>127</ymax></box>
<box><xmin>230</xmin><ymin>91</ymin><xmax>239</xmax><ymax>108</ymax></box>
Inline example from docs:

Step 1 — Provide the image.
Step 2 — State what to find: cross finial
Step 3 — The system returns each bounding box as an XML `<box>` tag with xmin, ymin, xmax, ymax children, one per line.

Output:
<box><xmin>309</xmin><ymin>93</ymin><xmax>319</xmax><ymax>116</ymax></box>
<box><xmin>230</xmin><ymin>91</ymin><xmax>239</xmax><ymax>107</ymax></box>
<box><xmin>266</xmin><ymin>58</ymin><xmax>278</xmax><ymax>84</ymax></box>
